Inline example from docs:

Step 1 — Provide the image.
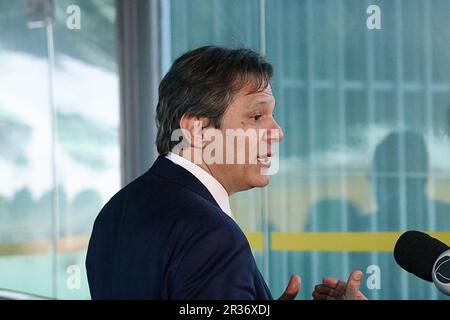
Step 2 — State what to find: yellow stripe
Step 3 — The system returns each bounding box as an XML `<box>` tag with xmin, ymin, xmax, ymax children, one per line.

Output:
<box><xmin>2</xmin><ymin>232</ymin><xmax>450</xmax><ymax>256</ymax></box>
<box><xmin>0</xmin><ymin>235</ymin><xmax>90</xmax><ymax>256</ymax></box>
<box><xmin>245</xmin><ymin>232</ymin><xmax>450</xmax><ymax>252</ymax></box>
<box><xmin>271</xmin><ymin>232</ymin><xmax>400</xmax><ymax>252</ymax></box>
<box><xmin>244</xmin><ymin>232</ymin><xmax>264</xmax><ymax>251</ymax></box>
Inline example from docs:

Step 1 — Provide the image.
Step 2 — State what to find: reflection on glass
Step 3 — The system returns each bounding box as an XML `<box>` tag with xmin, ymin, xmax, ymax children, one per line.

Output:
<box><xmin>0</xmin><ymin>0</ymin><xmax>119</xmax><ymax>299</ymax></box>
<box><xmin>169</xmin><ymin>0</ymin><xmax>450</xmax><ymax>300</ymax></box>
<box><xmin>1</xmin><ymin>0</ymin><xmax>449</xmax><ymax>300</ymax></box>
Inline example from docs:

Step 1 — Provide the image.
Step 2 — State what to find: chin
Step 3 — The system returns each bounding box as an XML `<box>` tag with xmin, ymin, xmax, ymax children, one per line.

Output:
<box><xmin>251</xmin><ymin>175</ymin><xmax>270</xmax><ymax>188</ymax></box>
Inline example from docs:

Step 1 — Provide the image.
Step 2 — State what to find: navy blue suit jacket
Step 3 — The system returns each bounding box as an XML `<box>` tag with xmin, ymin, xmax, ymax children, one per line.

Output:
<box><xmin>86</xmin><ymin>156</ymin><xmax>273</xmax><ymax>300</ymax></box>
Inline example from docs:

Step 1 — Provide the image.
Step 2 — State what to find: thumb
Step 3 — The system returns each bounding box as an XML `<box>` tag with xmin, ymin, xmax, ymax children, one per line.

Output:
<box><xmin>278</xmin><ymin>274</ymin><xmax>301</xmax><ymax>300</ymax></box>
<box><xmin>345</xmin><ymin>270</ymin><xmax>363</xmax><ymax>300</ymax></box>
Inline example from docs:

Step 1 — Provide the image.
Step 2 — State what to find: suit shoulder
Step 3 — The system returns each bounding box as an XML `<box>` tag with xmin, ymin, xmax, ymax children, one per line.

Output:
<box><xmin>91</xmin><ymin>168</ymin><xmax>244</xmax><ymax>241</ymax></box>
<box><xmin>177</xmin><ymin>200</ymin><xmax>243</xmax><ymax>239</ymax></box>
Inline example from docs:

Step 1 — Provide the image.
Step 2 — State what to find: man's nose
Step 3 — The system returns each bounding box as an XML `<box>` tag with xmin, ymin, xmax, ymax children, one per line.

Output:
<box><xmin>267</xmin><ymin>119</ymin><xmax>284</xmax><ymax>143</ymax></box>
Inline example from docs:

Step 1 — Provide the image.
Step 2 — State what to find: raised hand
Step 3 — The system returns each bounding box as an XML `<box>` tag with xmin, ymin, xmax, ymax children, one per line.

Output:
<box><xmin>312</xmin><ymin>270</ymin><xmax>368</xmax><ymax>300</ymax></box>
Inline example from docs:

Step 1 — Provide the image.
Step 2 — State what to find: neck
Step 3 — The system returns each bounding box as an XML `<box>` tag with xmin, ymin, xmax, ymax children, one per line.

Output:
<box><xmin>178</xmin><ymin>148</ymin><xmax>233</xmax><ymax>195</ymax></box>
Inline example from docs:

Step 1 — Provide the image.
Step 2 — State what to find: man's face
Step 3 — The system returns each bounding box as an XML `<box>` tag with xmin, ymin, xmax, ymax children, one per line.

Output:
<box><xmin>208</xmin><ymin>84</ymin><xmax>284</xmax><ymax>195</ymax></box>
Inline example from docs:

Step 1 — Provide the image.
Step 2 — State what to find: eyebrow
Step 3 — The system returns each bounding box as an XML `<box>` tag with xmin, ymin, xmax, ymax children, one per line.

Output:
<box><xmin>246</xmin><ymin>100</ymin><xmax>274</xmax><ymax>110</ymax></box>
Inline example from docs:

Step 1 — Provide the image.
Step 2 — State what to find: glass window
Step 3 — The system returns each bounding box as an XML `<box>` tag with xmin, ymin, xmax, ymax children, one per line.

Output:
<box><xmin>0</xmin><ymin>0</ymin><xmax>119</xmax><ymax>299</ymax></box>
<box><xmin>166</xmin><ymin>0</ymin><xmax>450</xmax><ymax>300</ymax></box>
<box><xmin>2</xmin><ymin>0</ymin><xmax>449</xmax><ymax>300</ymax></box>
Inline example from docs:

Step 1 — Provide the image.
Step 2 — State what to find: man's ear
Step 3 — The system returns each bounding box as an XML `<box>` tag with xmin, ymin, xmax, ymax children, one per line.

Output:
<box><xmin>179</xmin><ymin>114</ymin><xmax>211</xmax><ymax>149</ymax></box>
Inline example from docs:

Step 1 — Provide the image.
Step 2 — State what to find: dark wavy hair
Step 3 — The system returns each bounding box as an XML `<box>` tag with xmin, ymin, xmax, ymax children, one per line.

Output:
<box><xmin>155</xmin><ymin>46</ymin><xmax>273</xmax><ymax>155</ymax></box>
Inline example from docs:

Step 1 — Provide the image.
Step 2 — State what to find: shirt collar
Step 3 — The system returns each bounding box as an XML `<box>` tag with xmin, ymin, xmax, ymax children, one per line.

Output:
<box><xmin>165</xmin><ymin>152</ymin><xmax>232</xmax><ymax>218</ymax></box>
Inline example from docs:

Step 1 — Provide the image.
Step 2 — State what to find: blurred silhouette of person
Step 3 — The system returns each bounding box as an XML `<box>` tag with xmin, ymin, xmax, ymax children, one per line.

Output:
<box><xmin>305</xmin><ymin>129</ymin><xmax>450</xmax><ymax>299</ymax></box>
<box><xmin>368</xmin><ymin>130</ymin><xmax>450</xmax><ymax>299</ymax></box>
<box><xmin>369</xmin><ymin>130</ymin><xmax>450</xmax><ymax>232</ymax></box>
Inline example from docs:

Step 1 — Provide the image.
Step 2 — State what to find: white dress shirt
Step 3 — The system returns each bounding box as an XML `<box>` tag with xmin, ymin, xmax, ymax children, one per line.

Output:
<box><xmin>165</xmin><ymin>152</ymin><xmax>233</xmax><ymax>218</ymax></box>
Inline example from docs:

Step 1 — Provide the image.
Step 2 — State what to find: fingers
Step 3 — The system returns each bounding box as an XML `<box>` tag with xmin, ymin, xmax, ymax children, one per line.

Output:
<box><xmin>322</xmin><ymin>277</ymin><xmax>347</xmax><ymax>295</ymax></box>
<box><xmin>322</xmin><ymin>277</ymin><xmax>339</xmax><ymax>289</ymax></box>
<box><xmin>312</xmin><ymin>289</ymin><xmax>337</xmax><ymax>300</ymax></box>
<box><xmin>312</xmin><ymin>290</ymin><xmax>331</xmax><ymax>300</ymax></box>
<box><xmin>356</xmin><ymin>292</ymin><xmax>369</xmax><ymax>300</ymax></box>
<box><xmin>278</xmin><ymin>274</ymin><xmax>301</xmax><ymax>300</ymax></box>
<box><xmin>345</xmin><ymin>270</ymin><xmax>363</xmax><ymax>300</ymax></box>
<box><xmin>313</xmin><ymin>284</ymin><xmax>343</xmax><ymax>299</ymax></box>
<box><xmin>313</xmin><ymin>275</ymin><xmax>355</xmax><ymax>300</ymax></box>
<box><xmin>314</xmin><ymin>284</ymin><xmax>331</xmax><ymax>295</ymax></box>
<box><xmin>313</xmin><ymin>271</ymin><xmax>368</xmax><ymax>301</ymax></box>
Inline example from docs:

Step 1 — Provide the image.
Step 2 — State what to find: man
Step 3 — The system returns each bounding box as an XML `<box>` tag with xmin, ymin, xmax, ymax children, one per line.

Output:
<box><xmin>86</xmin><ymin>46</ymin><xmax>293</xmax><ymax>299</ymax></box>
<box><xmin>86</xmin><ymin>45</ymin><xmax>361</xmax><ymax>300</ymax></box>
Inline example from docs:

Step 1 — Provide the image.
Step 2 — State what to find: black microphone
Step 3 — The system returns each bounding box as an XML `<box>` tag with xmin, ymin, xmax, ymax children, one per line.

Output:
<box><xmin>394</xmin><ymin>230</ymin><xmax>450</xmax><ymax>295</ymax></box>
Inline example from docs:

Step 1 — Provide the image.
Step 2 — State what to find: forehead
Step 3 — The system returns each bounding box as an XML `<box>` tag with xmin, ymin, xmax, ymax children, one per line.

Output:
<box><xmin>234</xmin><ymin>84</ymin><xmax>275</xmax><ymax>106</ymax></box>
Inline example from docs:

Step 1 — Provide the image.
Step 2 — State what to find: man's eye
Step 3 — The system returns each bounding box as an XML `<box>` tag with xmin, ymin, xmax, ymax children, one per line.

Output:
<box><xmin>252</xmin><ymin>114</ymin><xmax>262</xmax><ymax>121</ymax></box>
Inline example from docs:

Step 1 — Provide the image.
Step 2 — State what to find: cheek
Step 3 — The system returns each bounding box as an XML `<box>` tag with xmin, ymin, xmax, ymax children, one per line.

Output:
<box><xmin>222</xmin><ymin>110</ymin><xmax>246</xmax><ymax>127</ymax></box>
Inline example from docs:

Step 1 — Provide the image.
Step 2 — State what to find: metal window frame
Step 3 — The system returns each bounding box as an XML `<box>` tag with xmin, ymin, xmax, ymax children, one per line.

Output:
<box><xmin>117</xmin><ymin>0</ymin><xmax>162</xmax><ymax>185</ymax></box>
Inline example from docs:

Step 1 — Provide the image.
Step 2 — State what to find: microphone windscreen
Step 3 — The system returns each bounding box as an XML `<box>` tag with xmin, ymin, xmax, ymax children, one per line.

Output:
<box><xmin>394</xmin><ymin>230</ymin><xmax>449</xmax><ymax>282</ymax></box>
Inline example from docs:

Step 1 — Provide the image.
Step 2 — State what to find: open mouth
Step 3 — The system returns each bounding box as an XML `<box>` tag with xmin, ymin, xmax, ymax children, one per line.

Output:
<box><xmin>257</xmin><ymin>154</ymin><xmax>271</xmax><ymax>167</ymax></box>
